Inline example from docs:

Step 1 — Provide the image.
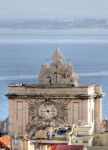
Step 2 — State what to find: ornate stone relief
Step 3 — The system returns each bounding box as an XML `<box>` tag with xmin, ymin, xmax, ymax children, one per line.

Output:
<box><xmin>25</xmin><ymin>98</ymin><xmax>68</xmax><ymax>138</ymax></box>
<box><xmin>39</xmin><ymin>48</ymin><xmax>78</xmax><ymax>85</ymax></box>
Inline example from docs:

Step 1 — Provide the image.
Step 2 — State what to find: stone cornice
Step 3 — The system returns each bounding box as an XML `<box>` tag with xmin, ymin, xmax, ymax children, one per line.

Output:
<box><xmin>6</xmin><ymin>93</ymin><xmax>102</xmax><ymax>100</ymax></box>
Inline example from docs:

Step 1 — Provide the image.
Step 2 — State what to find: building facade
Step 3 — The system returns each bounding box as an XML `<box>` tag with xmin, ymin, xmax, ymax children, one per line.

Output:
<box><xmin>7</xmin><ymin>49</ymin><xmax>103</xmax><ymax>140</ymax></box>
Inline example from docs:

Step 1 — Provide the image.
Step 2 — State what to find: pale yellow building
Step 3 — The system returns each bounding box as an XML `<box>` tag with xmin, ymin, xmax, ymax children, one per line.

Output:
<box><xmin>7</xmin><ymin>48</ymin><xmax>103</xmax><ymax>148</ymax></box>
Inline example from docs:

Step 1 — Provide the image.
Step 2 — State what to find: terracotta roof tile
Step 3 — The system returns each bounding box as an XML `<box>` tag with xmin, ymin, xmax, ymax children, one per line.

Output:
<box><xmin>48</xmin><ymin>144</ymin><xmax>84</xmax><ymax>150</ymax></box>
<box><xmin>0</xmin><ymin>136</ymin><xmax>10</xmax><ymax>150</ymax></box>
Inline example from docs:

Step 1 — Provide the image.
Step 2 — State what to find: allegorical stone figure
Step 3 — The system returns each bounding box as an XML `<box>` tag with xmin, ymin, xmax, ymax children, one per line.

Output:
<box><xmin>39</xmin><ymin>48</ymin><xmax>78</xmax><ymax>85</ymax></box>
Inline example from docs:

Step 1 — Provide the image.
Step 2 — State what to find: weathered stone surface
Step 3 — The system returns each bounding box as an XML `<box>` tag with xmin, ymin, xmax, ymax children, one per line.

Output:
<box><xmin>7</xmin><ymin>49</ymin><xmax>103</xmax><ymax>139</ymax></box>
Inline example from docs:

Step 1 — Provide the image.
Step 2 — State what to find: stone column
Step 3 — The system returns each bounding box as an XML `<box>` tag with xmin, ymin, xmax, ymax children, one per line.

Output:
<box><xmin>94</xmin><ymin>85</ymin><xmax>102</xmax><ymax>133</ymax></box>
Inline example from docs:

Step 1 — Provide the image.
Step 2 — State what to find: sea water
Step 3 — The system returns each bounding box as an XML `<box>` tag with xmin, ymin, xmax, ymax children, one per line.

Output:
<box><xmin>0</xmin><ymin>29</ymin><xmax>108</xmax><ymax>120</ymax></box>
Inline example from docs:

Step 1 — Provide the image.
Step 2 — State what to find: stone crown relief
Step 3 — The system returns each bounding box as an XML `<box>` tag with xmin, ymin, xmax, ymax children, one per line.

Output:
<box><xmin>39</xmin><ymin>48</ymin><xmax>78</xmax><ymax>86</ymax></box>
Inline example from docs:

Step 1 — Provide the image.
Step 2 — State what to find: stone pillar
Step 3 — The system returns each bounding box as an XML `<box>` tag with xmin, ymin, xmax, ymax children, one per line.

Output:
<box><xmin>27</xmin><ymin>140</ymin><xmax>35</xmax><ymax>150</ymax></box>
<box><xmin>8</xmin><ymin>99</ymin><xmax>16</xmax><ymax>136</ymax></box>
<box><xmin>94</xmin><ymin>85</ymin><xmax>102</xmax><ymax>133</ymax></box>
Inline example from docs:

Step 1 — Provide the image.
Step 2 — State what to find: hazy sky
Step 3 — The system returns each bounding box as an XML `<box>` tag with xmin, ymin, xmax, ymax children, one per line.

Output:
<box><xmin>0</xmin><ymin>0</ymin><xmax>108</xmax><ymax>19</ymax></box>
